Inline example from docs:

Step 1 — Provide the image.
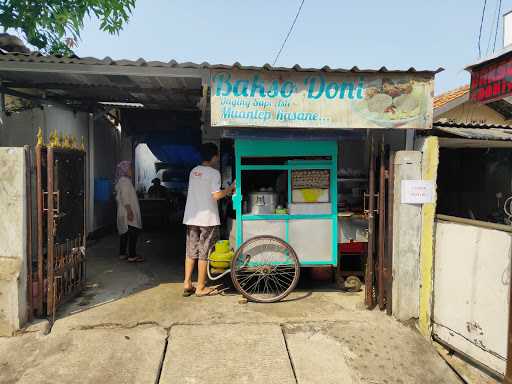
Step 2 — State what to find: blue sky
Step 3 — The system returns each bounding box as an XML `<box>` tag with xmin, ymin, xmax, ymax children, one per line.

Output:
<box><xmin>75</xmin><ymin>0</ymin><xmax>510</xmax><ymax>95</ymax></box>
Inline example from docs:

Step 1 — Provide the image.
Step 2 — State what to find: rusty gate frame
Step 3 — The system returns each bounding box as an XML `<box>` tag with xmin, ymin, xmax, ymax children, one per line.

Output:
<box><xmin>32</xmin><ymin>143</ymin><xmax>87</xmax><ymax>320</ymax></box>
<box><xmin>364</xmin><ymin>134</ymin><xmax>394</xmax><ymax>313</ymax></box>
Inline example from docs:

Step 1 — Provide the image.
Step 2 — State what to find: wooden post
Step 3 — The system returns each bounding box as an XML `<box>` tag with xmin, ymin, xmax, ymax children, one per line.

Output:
<box><xmin>46</xmin><ymin>147</ymin><xmax>55</xmax><ymax>317</ymax></box>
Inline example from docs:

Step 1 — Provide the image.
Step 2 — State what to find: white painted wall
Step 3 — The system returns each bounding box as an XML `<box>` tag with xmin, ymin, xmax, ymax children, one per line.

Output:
<box><xmin>1</xmin><ymin>105</ymin><xmax>89</xmax><ymax>147</ymax></box>
<box><xmin>1</xmin><ymin>106</ymin><xmax>89</xmax><ymax>149</ymax></box>
<box><xmin>0</xmin><ymin>108</ymin><xmax>44</xmax><ymax>147</ymax></box>
<box><xmin>0</xmin><ymin>148</ymin><xmax>27</xmax><ymax>336</ymax></box>
<box><xmin>45</xmin><ymin>106</ymin><xmax>89</xmax><ymax>144</ymax></box>
<box><xmin>1</xmin><ymin>107</ymin><xmax>122</xmax><ymax>234</ymax></box>
<box><xmin>433</xmin><ymin>221</ymin><xmax>510</xmax><ymax>374</ymax></box>
<box><xmin>392</xmin><ymin>151</ymin><xmax>422</xmax><ymax>321</ymax></box>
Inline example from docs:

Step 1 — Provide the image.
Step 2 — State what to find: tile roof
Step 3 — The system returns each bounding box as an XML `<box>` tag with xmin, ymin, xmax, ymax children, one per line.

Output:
<box><xmin>433</xmin><ymin>85</ymin><xmax>470</xmax><ymax>109</ymax></box>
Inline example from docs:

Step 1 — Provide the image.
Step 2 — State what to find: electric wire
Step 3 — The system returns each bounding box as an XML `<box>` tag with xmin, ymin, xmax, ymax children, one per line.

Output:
<box><xmin>493</xmin><ymin>0</ymin><xmax>503</xmax><ymax>52</ymax></box>
<box><xmin>478</xmin><ymin>0</ymin><xmax>488</xmax><ymax>57</ymax></box>
<box><xmin>272</xmin><ymin>0</ymin><xmax>306</xmax><ymax>66</ymax></box>
<box><xmin>486</xmin><ymin>0</ymin><xmax>500</xmax><ymax>55</ymax></box>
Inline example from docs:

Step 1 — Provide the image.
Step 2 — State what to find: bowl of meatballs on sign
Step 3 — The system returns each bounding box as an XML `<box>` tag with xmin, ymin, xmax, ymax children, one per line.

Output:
<box><xmin>353</xmin><ymin>78</ymin><xmax>427</xmax><ymax>128</ymax></box>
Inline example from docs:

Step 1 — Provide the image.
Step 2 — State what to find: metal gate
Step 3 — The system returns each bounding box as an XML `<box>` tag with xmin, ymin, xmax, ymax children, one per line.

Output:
<box><xmin>432</xmin><ymin>220</ymin><xmax>509</xmax><ymax>376</ymax></box>
<box><xmin>32</xmin><ymin>140</ymin><xmax>87</xmax><ymax>320</ymax></box>
<box><xmin>365</xmin><ymin>135</ymin><xmax>394</xmax><ymax>313</ymax></box>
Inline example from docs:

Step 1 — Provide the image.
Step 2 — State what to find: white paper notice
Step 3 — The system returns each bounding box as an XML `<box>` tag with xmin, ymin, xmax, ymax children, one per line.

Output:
<box><xmin>401</xmin><ymin>180</ymin><xmax>434</xmax><ymax>204</ymax></box>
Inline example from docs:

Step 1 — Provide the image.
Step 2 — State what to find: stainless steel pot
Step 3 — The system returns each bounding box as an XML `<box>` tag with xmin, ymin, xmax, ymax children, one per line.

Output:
<box><xmin>247</xmin><ymin>191</ymin><xmax>278</xmax><ymax>215</ymax></box>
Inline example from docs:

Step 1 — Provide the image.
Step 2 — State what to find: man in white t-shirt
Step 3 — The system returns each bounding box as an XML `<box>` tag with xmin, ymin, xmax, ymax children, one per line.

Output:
<box><xmin>183</xmin><ymin>143</ymin><xmax>235</xmax><ymax>297</ymax></box>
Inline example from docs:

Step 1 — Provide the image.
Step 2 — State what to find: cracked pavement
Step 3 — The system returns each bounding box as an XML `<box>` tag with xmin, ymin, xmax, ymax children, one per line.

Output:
<box><xmin>0</xmin><ymin>232</ymin><xmax>462</xmax><ymax>384</ymax></box>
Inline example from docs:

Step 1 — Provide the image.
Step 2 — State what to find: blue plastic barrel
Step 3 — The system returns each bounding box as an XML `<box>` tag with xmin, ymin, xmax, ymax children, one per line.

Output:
<box><xmin>94</xmin><ymin>178</ymin><xmax>113</xmax><ymax>202</ymax></box>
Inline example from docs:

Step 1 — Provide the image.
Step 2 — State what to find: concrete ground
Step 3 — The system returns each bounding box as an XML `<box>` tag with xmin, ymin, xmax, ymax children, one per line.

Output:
<box><xmin>0</xmin><ymin>229</ymin><xmax>462</xmax><ymax>384</ymax></box>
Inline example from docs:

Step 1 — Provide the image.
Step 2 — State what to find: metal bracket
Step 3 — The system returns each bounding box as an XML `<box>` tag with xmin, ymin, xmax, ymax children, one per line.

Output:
<box><xmin>54</xmin><ymin>190</ymin><xmax>60</xmax><ymax>214</ymax></box>
<box><xmin>42</xmin><ymin>191</ymin><xmax>48</xmax><ymax>212</ymax></box>
<box><xmin>43</xmin><ymin>191</ymin><xmax>61</xmax><ymax>218</ymax></box>
<box><xmin>43</xmin><ymin>191</ymin><xmax>60</xmax><ymax>214</ymax></box>
<box><xmin>363</xmin><ymin>192</ymin><xmax>380</xmax><ymax>214</ymax></box>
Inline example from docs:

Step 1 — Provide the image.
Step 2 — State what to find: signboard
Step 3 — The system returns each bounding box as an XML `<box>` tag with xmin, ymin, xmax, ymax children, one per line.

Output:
<box><xmin>470</xmin><ymin>55</ymin><xmax>512</xmax><ymax>103</ymax></box>
<box><xmin>401</xmin><ymin>180</ymin><xmax>434</xmax><ymax>204</ymax></box>
<box><xmin>210</xmin><ymin>69</ymin><xmax>434</xmax><ymax>129</ymax></box>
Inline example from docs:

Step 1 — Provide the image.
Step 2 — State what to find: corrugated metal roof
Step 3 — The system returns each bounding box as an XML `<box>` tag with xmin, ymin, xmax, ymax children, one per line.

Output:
<box><xmin>0</xmin><ymin>51</ymin><xmax>444</xmax><ymax>74</ymax></box>
<box><xmin>465</xmin><ymin>45</ymin><xmax>512</xmax><ymax>70</ymax></box>
<box><xmin>434</xmin><ymin>119</ymin><xmax>512</xmax><ymax>129</ymax></box>
<box><xmin>435</xmin><ymin>126</ymin><xmax>512</xmax><ymax>140</ymax></box>
<box><xmin>0</xmin><ymin>51</ymin><xmax>443</xmax><ymax>111</ymax></box>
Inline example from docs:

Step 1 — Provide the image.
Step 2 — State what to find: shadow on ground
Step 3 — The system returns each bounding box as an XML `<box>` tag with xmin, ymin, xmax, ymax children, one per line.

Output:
<box><xmin>59</xmin><ymin>227</ymin><xmax>355</xmax><ymax>321</ymax></box>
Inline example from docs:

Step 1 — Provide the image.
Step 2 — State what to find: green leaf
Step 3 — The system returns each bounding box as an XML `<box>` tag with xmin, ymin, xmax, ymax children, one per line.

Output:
<box><xmin>0</xmin><ymin>0</ymin><xmax>136</xmax><ymax>55</ymax></box>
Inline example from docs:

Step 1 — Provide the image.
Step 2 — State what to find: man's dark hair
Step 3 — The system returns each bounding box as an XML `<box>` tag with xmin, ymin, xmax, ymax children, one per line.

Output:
<box><xmin>200</xmin><ymin>143</ymin><xmax>219</xmax><ymax>162</ymax></box>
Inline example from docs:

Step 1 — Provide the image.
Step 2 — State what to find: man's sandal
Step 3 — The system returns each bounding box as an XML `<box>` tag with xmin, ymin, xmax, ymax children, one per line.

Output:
<box><xmin>195</xmin><ymin>285</ymin><xmax>227</xmax><ymax>297</ymax></box>
<box><xmin>182</xmin><ymin>287</ymin><xmax>196</xmax><ymax>297</ymax></box>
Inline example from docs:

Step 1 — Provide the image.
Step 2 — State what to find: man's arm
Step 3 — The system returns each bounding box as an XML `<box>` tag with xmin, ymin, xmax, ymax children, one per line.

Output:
<box><xmin>212</xmin><ymin>182</ymin><xmax>235</xmax><ymax>201</ymax></box>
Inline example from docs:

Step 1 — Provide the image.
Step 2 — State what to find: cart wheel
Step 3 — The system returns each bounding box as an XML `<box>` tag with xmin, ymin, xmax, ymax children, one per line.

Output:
<box><xmin>345</xmin><ymin>275</ymin><xmax>362</xmax><ymax>292</ymax></box>
<box><xmin>231</xmin><ymin>235</ymin><xmax>300</xmax><ymax>303</ymax></box>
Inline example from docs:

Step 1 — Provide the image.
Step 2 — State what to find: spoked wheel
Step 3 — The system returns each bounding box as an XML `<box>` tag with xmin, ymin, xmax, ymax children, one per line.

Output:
<box><xmin>231</xmin><ymin>235</ymin><xmax>300</xmax><ymax>303</ymax></box>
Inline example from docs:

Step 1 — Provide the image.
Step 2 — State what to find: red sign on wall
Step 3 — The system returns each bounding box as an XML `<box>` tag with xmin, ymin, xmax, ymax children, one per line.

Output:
<box><xmin>470</xmin><ymin>55</ymin><xmax>512</xmax><ymax>103</ymax></box>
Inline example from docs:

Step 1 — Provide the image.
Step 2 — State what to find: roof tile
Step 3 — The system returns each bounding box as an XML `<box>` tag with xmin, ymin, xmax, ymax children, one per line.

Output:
<box><xmin>433</xmin><ymin>85</ymin><xmax>470</xmax><ymax>109</ymax></box>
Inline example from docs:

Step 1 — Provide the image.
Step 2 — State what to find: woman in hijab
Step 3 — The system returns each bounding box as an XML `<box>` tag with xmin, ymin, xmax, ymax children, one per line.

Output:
<box><xmin>115</xmin><ymin>161</ymin><xmax>143</xmax><ymax>262</ymax></box>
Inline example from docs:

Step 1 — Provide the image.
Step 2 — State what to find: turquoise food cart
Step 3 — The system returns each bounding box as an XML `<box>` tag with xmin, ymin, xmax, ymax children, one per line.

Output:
<box><xmin>207</xmin><ymin>138</ymin><xmax>339</xmax><ymax>303</ymax></box>
<box><xmin>233</xmin><ymin>139</ymin><xmax>338</xmax><ymax>265</ymax></box>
